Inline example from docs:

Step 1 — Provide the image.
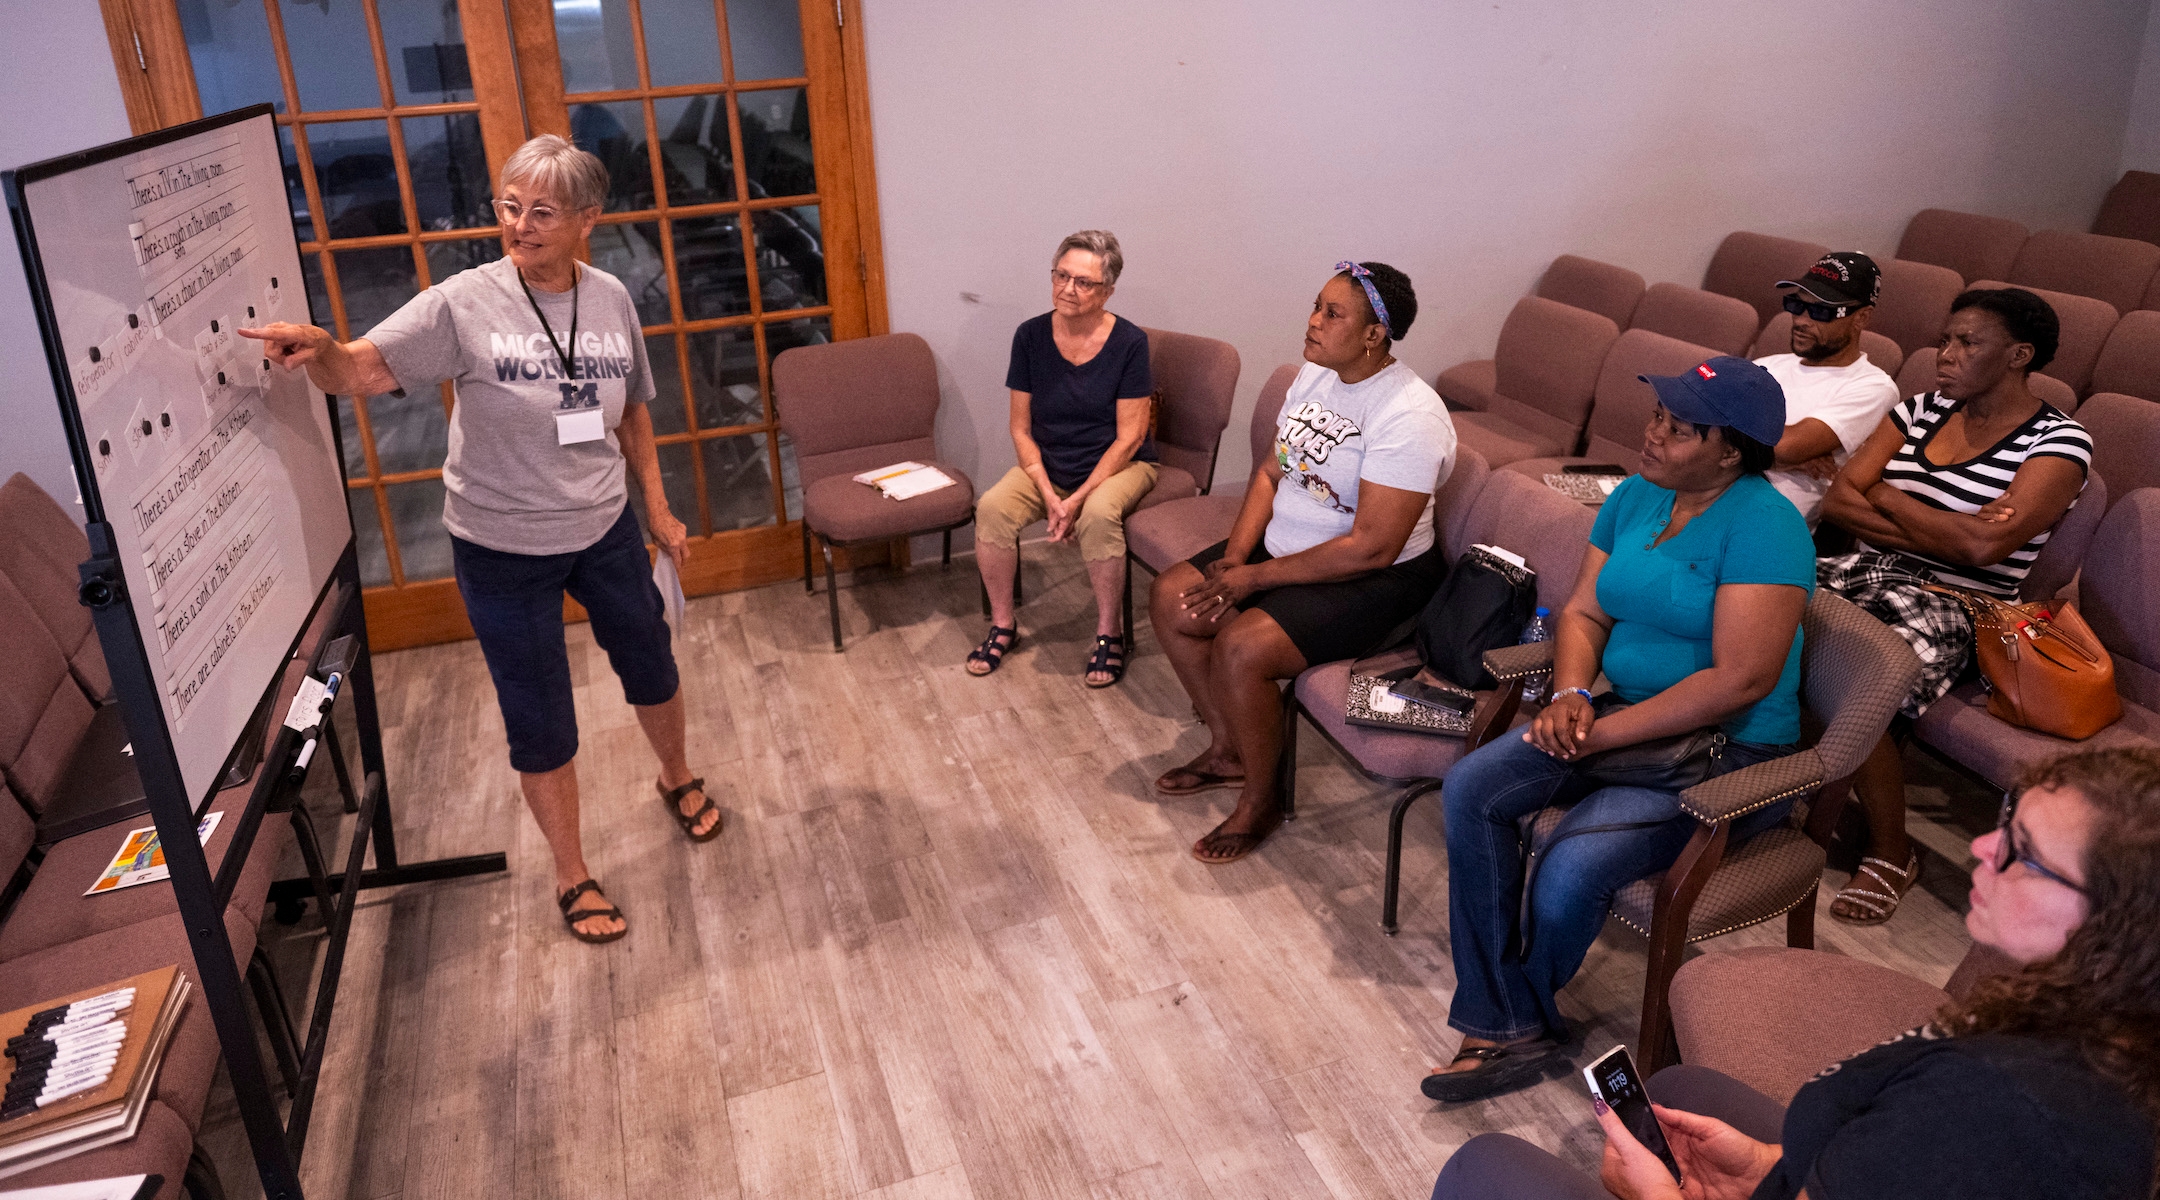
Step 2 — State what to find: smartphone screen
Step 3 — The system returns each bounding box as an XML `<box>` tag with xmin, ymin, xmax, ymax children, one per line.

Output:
<box><xmin>1585</xmin><ymin>1047</ymin><xmax>1683</xmax><ymax>1184</ymax></box>
<box><xmin>1389</xmin><ymin>679</ymin><xmax>1474</xmax><ymax>714</ymax></box>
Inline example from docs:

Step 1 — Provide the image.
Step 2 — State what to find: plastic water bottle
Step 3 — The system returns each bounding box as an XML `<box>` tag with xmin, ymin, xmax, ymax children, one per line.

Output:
<box><xmin>1520</xmin><ymin>607</ymin><xmax>1552</xmax><ymax>703</ymax></box>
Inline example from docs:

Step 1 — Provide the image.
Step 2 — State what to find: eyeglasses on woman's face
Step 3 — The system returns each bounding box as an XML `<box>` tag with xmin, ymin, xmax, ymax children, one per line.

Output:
<box><xmin>493</xmin><ymin>198</ymin><xmax>568</xmax><ymax>231</ymax></box>
<box><xmin>1994</xmin><ymin>791</ymin><xmax>2087</xmax><ymax>894</ymax></box>
<box><xmin>1052</xmin><ymin>269</ymin><xmax>1106</xmax><ymax>296</ymax></box>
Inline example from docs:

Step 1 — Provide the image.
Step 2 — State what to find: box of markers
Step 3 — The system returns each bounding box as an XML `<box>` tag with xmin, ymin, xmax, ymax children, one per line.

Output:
<box><xmin>0</xmin><ymin>968</ymin><xmax>190</xmax><ymax>1178</ymax></box>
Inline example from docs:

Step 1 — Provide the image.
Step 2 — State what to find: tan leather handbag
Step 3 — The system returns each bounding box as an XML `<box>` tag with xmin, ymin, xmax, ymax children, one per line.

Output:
<box><xmin>1940</xmin><ymin>588</ymin><xmax>2122</xmax><ymax>739</ymax></box>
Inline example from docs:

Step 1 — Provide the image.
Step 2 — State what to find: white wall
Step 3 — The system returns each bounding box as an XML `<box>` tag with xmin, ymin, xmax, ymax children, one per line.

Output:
<box><xmin>0</xmin><ymin>1</ymin><xmax>134</xmax><ymax>520</ymax></box>
<box><xmin>862</xmin><ymin>0</ymin><xmax>2155</xmax><ymax>511</ymax></box>
<box><xmin>2122</xmin><ymin>1</ymin><xmax>2160</xmax><ymax>176</ymax></box>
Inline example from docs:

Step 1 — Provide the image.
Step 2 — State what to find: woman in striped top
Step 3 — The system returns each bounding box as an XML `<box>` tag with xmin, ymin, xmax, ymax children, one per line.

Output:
<box><xmin>1816</xmin><ymin>287</ymin><xmax>2091</xmax><ymax>925</ymax></box>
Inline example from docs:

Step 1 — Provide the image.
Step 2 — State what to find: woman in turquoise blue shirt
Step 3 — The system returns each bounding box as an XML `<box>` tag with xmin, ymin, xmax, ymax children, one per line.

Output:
<box><xmin>1422</xmin><ymin>358</ymin><xmax>1817</xmax><ymax>1104</ymax></box>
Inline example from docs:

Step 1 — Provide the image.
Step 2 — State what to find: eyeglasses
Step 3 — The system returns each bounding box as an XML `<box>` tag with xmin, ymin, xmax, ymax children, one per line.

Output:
<box><xmin>1993</xmin><ymin>792</ymin><xmax>2087</xmax><ymax>893</ymax></box>
<box><xmin>1782</xmin><ymin>293</ymin><xmax>1862</xmax><ymax>323</ymax></box>
<box><xmin>492</xmin><ymin>198</ymin><xmax>569</xmax><ymax>231</ymax></box>
<box><xmin>1052</xmin><ymin>269</ymin><xmax>1106</xmax><ymax>295</ymax></box>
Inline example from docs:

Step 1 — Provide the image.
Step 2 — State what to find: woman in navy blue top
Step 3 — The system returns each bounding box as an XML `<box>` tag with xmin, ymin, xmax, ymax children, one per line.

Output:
<box><xmin>967</xmin><ymin>230</ymin><xmax>1158</xmax><ymax>687</ymax></box>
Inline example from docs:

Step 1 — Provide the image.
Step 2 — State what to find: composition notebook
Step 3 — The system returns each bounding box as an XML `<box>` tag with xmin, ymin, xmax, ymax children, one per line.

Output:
<box><xmin>0</xmin><ymin>968</ymin><xmax>190</xmax><ymax>1179</ymax></box>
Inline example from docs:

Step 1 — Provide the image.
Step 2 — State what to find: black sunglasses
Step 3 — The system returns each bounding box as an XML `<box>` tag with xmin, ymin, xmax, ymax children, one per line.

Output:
<box><xmin>1782</xmin><ymin>293</ymin><xmax>1861</xmax><ymax>322</ymax></box>
<box><xmin>1995</xmin><ymin>792</ymin><xmax>2087</xmax><ymax>893</ymax></box>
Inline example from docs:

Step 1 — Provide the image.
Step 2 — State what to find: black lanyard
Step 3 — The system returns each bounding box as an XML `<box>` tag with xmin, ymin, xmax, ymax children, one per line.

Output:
<box><xmin>518</xmin><ymin>264</ymin><xmax>581</xmax><ymax>383</ymax></box>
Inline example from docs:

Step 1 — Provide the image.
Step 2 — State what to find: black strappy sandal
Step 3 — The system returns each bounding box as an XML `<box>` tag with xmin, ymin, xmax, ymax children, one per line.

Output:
<box><xmin>557</xmin><ymin>879</ymin><xmax>627</xmax><ymax>944</ymax></box>
<box><xmin>1419</xmin><ymin>1039</ymin><xmax>1567</xmax><ymax>1102</ymax></box>
<box><xmin>659</xmin><ymin>777</ymin><xmax>721</xmax><ymax>843</ymax></box>
<box><xmin>966</xmin><ymin>625</ymin><xmax>1018</xmax><ymax>676</ymax></box>
<box><xmin>1084</xmin><ymin>634</ymin><xmax>1126</xmax><ymax>689</ymax></box>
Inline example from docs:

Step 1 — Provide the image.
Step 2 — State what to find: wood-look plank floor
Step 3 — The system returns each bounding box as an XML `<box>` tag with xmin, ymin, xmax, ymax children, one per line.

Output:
<box><xmin>203</xmin><ymin>548</ymin><xmax>1979</xmax><ymax>1200</ymax></box>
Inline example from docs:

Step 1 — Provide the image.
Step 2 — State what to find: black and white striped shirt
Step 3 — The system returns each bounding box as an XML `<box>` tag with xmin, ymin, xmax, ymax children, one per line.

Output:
<box><xmin>1872</xmin><ymin>392</ymin><xmax>2091</xmax><ymax>598</ymax></box>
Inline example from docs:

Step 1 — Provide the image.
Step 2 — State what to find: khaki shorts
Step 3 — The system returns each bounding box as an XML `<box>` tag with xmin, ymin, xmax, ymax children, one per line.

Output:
<box><xmin>974</xmin><ymin>462</ymin><xmax>1159</xmax><ymax>561</ymax></box>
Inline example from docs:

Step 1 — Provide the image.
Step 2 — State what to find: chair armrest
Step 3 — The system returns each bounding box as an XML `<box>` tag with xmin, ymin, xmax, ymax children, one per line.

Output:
<box><xmin>1678</xmin><ymin>747</ymin><xmax>1825</xmax><ymax>824</ymax></box>
<box><xmin>1481</xmin><ymin>641</ymin><xmax>1554</xmax><ymax>682</ymax></box>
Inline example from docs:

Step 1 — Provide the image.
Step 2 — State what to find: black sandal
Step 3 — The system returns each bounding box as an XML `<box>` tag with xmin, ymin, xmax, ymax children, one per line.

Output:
<box><xmin>1084</xmin><ymin>634</ymin><xmax>1126</xmax><ymax>688</ymax></box>
<box><xmin>557</xmin><ymin>879</ymin><xmax>627</xmax><ymax>944</ymax></box>
<box><xmin>1418</xmin><ymin>1039</ymin><xmax>1567</xmax><ymax>1102</ymax></box>
<box><xmin>659</xmin><ymin>777</ymin><xmax>721</xmax><ymax>843</ymax></box>
<box><xmin>966</xmin><ymin>625</ymin><xmax>1018</xmax><ymax>676</ymax></box>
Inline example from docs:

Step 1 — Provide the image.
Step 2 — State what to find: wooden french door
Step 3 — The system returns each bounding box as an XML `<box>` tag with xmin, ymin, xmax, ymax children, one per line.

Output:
<box><xmin>98</xmin><ymin>0</ymin><xmax>887</xmax><ymax>650</ymax></box>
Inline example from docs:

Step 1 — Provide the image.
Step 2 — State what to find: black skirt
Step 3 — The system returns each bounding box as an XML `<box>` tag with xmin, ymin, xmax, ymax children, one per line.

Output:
<box><xmin>1186</xmin><ymin>538</ymin><xmax>1447</xmax><ymax>666</ymax></box>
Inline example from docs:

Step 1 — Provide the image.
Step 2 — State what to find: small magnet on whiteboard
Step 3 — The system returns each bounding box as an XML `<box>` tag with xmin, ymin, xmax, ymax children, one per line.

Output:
<box><xmin>88</xmin><ymin>347</ymin><xmax>101</xmax><ymax>362</ymax></box>
<box><xmin>210</xmin><ymin>320</ymin><xmax>219</xmax><ymax>333</ymax></box>
<box><xmin>247</xmin><ymin>306</ymin><xmax>256</xmax><ymax>318</ymax></box>
<box><xmin>128</xmin><ymin>314</ymin><xmax>139</xmax><ymax>329</ymax></box>
<box><xmin>270</xmin><ymin>277</ymin><xmax>279</xmax><ymax>288</ymax></box>
<box><xmin>159</xmin><ymin>413</ymin><xmax>170</xmax><ymax>429</ymax></box>
<box><xmin>98</xmin><ymin>439</ymin><xmax>110</xmax><ymax>457</ymax></box>
<box><xmin>139</xmin><ymin>420</ymin><xmax>152</xmax><ymax>437</ymax></box>
<box><xmin>217</xmin><ymin>372</ymin><xmax>226</xmax><ymax>385</ymax></box>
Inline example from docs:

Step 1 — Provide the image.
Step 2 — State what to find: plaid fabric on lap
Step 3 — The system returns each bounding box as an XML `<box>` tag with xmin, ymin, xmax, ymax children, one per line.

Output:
<box><xmin>1817</xmin><ymin>551</ymin><xmax>1975</xmax><ymax>718</ymax></box>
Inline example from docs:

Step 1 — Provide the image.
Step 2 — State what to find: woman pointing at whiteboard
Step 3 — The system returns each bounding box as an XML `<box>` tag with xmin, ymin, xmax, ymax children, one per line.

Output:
<box><xmin>240</xmin><ymin>135</ymin><xmax>719</xmax><ymax>946</ymax></box>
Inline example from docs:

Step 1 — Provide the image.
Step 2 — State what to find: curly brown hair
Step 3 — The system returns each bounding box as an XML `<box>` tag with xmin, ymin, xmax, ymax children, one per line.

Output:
<box><xmin>1937</xmin><ymin>746</ymin><xmax>2160</xmax><ymax>1134</ymax></box>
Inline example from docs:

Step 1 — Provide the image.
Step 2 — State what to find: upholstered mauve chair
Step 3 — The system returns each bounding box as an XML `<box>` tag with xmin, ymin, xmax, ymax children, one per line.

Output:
<box><xmin>772</xmin><ymin>332</ymin><xmax>976</xmax><ymax>651</ymax></box>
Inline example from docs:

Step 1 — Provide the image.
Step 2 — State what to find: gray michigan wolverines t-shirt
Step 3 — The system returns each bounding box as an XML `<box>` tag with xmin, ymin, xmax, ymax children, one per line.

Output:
<box><xmin>367</xmin><ymin>256</ymin><xmax>655</xmax><ymax>556</ymax></box>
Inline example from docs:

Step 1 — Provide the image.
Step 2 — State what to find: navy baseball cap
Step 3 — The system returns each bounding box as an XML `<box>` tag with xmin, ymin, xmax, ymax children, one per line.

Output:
<box><xmin>1638</xmin><ymin>356</ymin><xmax>1787</xmax><ymax>447</ymax></box>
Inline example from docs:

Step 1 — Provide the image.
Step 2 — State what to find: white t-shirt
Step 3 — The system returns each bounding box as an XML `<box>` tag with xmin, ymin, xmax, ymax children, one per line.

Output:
<box><xmin>1754</xmin><ymin>352</ymin><xmax>1900</xmax><ymax>528</ymax></box>
<box><xmin>1266</xmin><ymin>360</ymin><xmax>1456</xmax><ymax>561</ymax></box>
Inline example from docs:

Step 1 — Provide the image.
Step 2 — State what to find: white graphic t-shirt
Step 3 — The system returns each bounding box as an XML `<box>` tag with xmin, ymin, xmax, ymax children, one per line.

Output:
<box><xmin>1266</xmin><ymin>360</ymin><xmax>1456</xmax><ymax>562</ymax></box>
<box><xmin>368</xmin><ymin>256</ymin><xmax>655</xmax><ymax>556</ymax></box>
<box><xmin>1754</xmin><ymin>351</ymin><xmax>1899</xmax><ymax>528</ymax></box>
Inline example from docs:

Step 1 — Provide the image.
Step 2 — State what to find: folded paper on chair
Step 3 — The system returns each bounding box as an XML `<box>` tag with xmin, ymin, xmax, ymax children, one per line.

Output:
<box><xmin>852</xmin><ymin>462</ymin><xmax>957</xmax><ymax>501</ymax></box>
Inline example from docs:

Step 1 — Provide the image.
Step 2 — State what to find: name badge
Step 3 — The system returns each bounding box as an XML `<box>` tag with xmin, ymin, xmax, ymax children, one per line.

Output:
<box><xmin>556</xmin><ymin>408</ymin><xmax>606</xmax><ymax>446</ymax></box>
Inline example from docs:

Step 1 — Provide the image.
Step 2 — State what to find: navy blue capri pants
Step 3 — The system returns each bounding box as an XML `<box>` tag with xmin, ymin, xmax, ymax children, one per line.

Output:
<box><xmin>451</xmin><ymin>503</ymin><xmax>680</xmax><ymax>774</ymax></box>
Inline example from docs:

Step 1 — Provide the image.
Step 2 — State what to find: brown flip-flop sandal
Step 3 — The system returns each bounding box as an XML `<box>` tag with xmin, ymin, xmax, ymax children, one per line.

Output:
<box><xmin>1155</xmin><ymin>766</ymin><xmax>1247</xmax><ymax>796</ymax></box>
<box><xmin>659</xmin><ymin>776</ymin><xmax>722</xmax><ymax>843</ymax></box>
<box><xmin>1191</xmin><ymin>813</ymin><xmax>1283</xmax><ymax>864</ymax></box>
<box><xmin>558</xmin><ymin>879</ymin><xmax>627</xmax><ymax>944</ymax></box>
<box><xmin>1419</xmin><ymin>1040</ymin><xmax>1567</xmax><ymax>1102</ymax></box>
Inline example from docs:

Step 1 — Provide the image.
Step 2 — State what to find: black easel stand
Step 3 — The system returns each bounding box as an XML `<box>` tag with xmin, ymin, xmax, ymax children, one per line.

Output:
<box><xmin>78</xmin><ymin>534</ymin><xmax>505</xmax><ymax>1200</ymax></box>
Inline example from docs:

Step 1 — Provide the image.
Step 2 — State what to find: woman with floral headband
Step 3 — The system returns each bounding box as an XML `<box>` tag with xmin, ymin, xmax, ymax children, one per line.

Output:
<box><xmin>1149</xmin><ymin>261</ymin><xmax>1456</xmax><ymax>863</ymax></box>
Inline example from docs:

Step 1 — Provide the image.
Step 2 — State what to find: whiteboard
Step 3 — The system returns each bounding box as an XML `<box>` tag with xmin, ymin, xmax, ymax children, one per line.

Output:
<box><xmin>8</xmin><ymin>107</ymin><xmax>349</xmax><ymax>805</ymax></box>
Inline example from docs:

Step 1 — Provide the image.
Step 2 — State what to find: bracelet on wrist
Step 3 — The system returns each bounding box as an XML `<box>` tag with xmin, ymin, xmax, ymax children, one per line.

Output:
<box><xmin>1559</xmin><ymin>687</ymin><xmax>1594</xmax><ymax>704</ymax></box>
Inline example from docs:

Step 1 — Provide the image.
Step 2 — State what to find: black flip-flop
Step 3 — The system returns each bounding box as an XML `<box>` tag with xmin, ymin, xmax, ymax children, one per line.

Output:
<box><xmin>1191</xmin><ymin>812</ymin><xmax>1283</xmax><ymax>864</ymax></box>
<box><xmin>966</xmin><ymin>625</ymin><xmax>1017</xmax><ymax>676</ymax></box>
<box><xmin>1084</xmin><ymin>634</ymin><xmax>1126</xmax><ymax>688</ymax></box>
<box><xmin>558</xmin><ymin>879</ymin><xmax>627</xmax><ymax>945</ymax></box>
<box><xmin>1155</xmin><ymin>767</ymin><xmax>1247</xmax><ymax>797</ymax></box>
<box><xmin>659</xmin><ymin>777</ymin><xmax>721</xmax><ymax>843</ymax></box>
<box><xmin>1419</xmin><ymin>1040</ymin><xmax>1567</xmax><ymax>1102</ymax></box>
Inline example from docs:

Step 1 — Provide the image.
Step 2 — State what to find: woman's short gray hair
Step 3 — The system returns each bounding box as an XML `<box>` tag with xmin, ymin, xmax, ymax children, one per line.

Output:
<box><xmin>1053</xmin><ymin>230</ymin><xmax>1123</xmax><ymax>285</ymax></box>
<box><xmin>499</xmin><ymin>134</ymin><xmax>609</xmax><ymax>213</ymax></box>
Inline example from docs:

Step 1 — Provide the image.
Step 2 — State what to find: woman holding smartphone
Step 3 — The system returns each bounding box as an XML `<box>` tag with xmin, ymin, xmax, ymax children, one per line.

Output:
<box><xmin>1427</xmin><ymin>745</ymin><xmax>2160</xmax><ymax>1200</ymax></box>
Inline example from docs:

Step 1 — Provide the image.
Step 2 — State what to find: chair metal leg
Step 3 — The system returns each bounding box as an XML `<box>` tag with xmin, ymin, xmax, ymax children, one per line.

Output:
<box><xmin>1013</xmin><ymin>543</ymin><xmax>1023</xmax><ymax>606</ymax></box>
<box><xmin>247</xmin><ymin>946</ymin><xmax>304</xmax><ymax>1096</ymax></box>
<box><xmin>1382</xmin><ymin>780</ymin><xmax>1445</xmax><ymax>935</ymax></box>
<box><xmin>184</xmin><ymin>1142</ymin><xmax>229</xmax><ymax>1200</ymax></box>
<box><xmin>1279</xmin><ymin>693</ymin><xmax>1300</xmax><ymax>822</ymax></box>
<box><xmin>1122</xmin><ymin>550</ymin><xmax>1135</xmax><ymax>638</ymax></box>
<box><xmin>823</xmin><ymin>541</ymin><xmax>843</xmax><ymax>651</ymax></box>
<box><xmin>942</xmin><ymin>528</ymin><xmax>952</xmax><ymax>567</ymax></box>
<box><xmin>980</xmin><ymin>577</ymin><xmax>991</xmax><ymax>617</ymax></box>
<box><xmin>802</xmin><ymin>526</ymin><xmax>815</xmax><ymax>593</ymax></box>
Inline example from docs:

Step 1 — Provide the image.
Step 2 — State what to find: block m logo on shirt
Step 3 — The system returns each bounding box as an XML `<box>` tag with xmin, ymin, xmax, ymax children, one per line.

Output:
<box><xmin>558</xmin><ymin>381</ymin><xmax>599</xmax><ymax>410</ymax></box>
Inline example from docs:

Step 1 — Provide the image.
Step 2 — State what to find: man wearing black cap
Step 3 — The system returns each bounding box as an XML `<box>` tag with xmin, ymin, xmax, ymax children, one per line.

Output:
<box><xmin>1754</xmin><ymin>251</ymin><xmax>1900</xmax><ymax>528</ymax></box>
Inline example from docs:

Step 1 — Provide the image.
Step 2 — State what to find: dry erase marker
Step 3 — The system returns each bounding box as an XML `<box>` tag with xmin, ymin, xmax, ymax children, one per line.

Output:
<box><xmin>37</xmin><ymin>1073</ymin><xmax>112</xmax><ymax>1107</ymax></box>
<box><xmin>289</xmin><ymin>672</ymin><xmax>344</xmax><ymax>782</ymax></box>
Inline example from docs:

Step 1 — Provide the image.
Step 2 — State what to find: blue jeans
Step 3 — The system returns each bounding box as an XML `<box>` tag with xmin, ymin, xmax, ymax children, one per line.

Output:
<box><xmin>452</xmin><ymin>503</ymin><xmax>679</xmax><ymax>774</ymax></box>
<box><xmin>1442</xmin><ymin>730</ymin><xmax>1795</xmax><ymax>1041</ymax></box>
